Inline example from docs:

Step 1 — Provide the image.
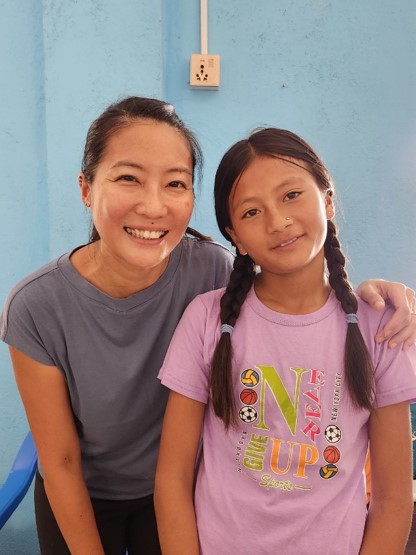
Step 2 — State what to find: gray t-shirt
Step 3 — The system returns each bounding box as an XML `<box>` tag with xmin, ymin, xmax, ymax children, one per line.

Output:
<box><xmin>1</xmin><ymin>237</ymin><xmax>234</xmax><ymax>500</ymax></box>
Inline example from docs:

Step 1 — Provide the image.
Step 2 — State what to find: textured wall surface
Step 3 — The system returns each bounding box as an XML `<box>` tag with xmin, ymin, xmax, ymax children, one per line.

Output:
<box><xmin>0</xmin><ymin>0</ymin><xmax>414</xmax><ymax>552</ymax></box>
<box><xmin>167</xmin><ymin>0</ymin><xmax>416</xmax><ymax>287</ymax></box>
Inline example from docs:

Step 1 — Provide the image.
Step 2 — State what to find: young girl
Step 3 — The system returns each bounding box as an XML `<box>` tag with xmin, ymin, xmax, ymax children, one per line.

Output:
<box><xmin>155</xmin><ymin>128</ymin><xmax>416</xmax><ymax>554</ymax></box>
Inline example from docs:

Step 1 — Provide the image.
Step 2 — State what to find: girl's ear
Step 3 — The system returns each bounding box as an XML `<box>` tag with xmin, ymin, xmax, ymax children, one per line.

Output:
<box><xmin>79</xmin><ymin>173</ymin><xmax>91</xmax><ymax>208</ymax></box>
<box><xmin>325</xmin><ymin>190</ymin><xmax>335</xmax><ymax>220</ymax></box>
<box><xmin>225</xmin><ymin>226</ymin><xmax>248</xmax><ymax>256</ymax></box>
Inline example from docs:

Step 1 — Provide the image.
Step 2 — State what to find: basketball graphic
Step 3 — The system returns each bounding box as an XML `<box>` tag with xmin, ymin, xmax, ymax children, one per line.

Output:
<box><xmin>324</xmin><ymin>425</ymin><xmax>341</xmax><ymax>444</ymax></box>
<box><xmin>240</xmin><ymin>369</ymin><xmax>259</xmax><ymax>387</ymax></box>
<box><xmin>319</xmin><ymin>464</ymin><xmax>339</xmax><ymax>479</ymax></box>
<box><xmin>323</xmin><ymin>445</ymin><xmax>340</xmax><ymax>464</ymax></box>
<box><xmin>239</xmin><ymin>389</ymin><xmax>258</xmax><ymax>405</ymax></box>
<box><xmin>239</xmin><ymin>405</ymin><xmax>258</xmax><ymax>423</ymax></box>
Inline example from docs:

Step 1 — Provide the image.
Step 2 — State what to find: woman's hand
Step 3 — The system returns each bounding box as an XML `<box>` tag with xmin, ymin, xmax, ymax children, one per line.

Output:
<box><xmin>356</xmin><ymin>279</ymin><xmax>416</xmax><ymax>349</ymax></box>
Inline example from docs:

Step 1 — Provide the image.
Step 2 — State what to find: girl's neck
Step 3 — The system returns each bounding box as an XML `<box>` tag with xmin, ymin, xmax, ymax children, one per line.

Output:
<box><xmin>70</xmin><ymin>242</ymin><xmax>169</xmax><ymax>298</ymax></box>
<box><xmin>254</xmin><ymin>269</ymin><xmax>330</xmax><ymax>315</ymax></box>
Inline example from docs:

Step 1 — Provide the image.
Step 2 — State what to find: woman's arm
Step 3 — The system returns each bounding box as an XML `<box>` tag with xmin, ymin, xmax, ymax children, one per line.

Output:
<box><xmin>359</xmin><ymin>401</ymin><xmax>413</xmax><ymax>554</ymax></box>
<box><xmin>356</xmin><ymin>280</ymin><xmax>416</xmax><ymax>349</ymax></box>
<box><xmin>155</xmin><ymin>391</ymin><xmax>205</xmax><ymax>555</ymax></box>
<box><xmin>10</xmin><ymin>346</ymin><xmax>105</xmax><ymax>555</ymax></box>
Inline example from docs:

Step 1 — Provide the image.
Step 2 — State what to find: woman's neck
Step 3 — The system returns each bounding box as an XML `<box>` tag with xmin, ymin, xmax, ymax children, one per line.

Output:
<box><xmin>70</xmin><ymin>242</ymin><xmax>169</xmax><ymax>298</ymax></box>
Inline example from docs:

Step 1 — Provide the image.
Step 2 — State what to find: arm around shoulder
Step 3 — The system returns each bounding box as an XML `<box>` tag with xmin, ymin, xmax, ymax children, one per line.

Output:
<box><xmin>10</xmin><ymin>346</ymin><xmax>105</xmax><ymax>554</ymax></box>
<box><xmin>155</xmin><ymin>390</ymin><xmax>205</xmax><ymax>554</ymax></box>
<box><xmin>356</xmin><ymin>279</ymin><xmax>416</xmax><ymax>349</ymax></box>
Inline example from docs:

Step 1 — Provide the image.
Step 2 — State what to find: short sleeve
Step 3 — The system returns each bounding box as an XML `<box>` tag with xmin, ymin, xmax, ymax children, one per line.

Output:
<box><xmin>374</xmin><ymin>342</ymin><xmax>416</xmax><ymax>408</ymax></box>
<box><xmin>1</xmin><ymin>288</ymin><xmax>56</xmax><ymax>366</ymax></box>
<box><xmin>159</xmin><ymin>294</ymin><xmax>220</xmax><ymax>404</ymax></box>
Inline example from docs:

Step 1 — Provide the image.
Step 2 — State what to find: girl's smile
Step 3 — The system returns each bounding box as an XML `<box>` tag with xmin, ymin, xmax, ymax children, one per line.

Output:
<box><xmin>272</xmin><ymin>234</ymin><xmax>304</xmax><ymax>249</ymax></box>
<box><xmin>226</xmin><ymin>155</ymin><xmax>333</xmax><ymax>282</ymax></box>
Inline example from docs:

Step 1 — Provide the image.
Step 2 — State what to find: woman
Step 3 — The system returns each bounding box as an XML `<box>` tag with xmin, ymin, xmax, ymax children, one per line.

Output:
<box><xmin>1</xmin><ymin>97</ymin><xmax>415</xmax><ymax>554</ymax></box>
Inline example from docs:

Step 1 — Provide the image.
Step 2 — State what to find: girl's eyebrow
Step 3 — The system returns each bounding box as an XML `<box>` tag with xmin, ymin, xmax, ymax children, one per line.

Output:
<box><xmin>233</xmin><ymin>177</ymin><xmax>306</xmax><ymax>208</ymax></box>
<box><xmin>109</xmin><ymin>160</ymin><xmax>192</xmax><ymax>175</ymax></box>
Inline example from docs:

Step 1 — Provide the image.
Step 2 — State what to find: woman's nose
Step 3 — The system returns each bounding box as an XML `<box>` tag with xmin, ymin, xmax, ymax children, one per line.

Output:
<box><xmin>134</xmin><ymin>187</ymin><xmax>168</xmax><ymax>218</ymax></box>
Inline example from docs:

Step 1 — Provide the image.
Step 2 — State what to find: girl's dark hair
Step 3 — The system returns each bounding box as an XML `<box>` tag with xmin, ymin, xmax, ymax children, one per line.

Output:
<box><xmin>212</xmin><ymin>128</ymin><xmax>374</xmax><ymax>428</ymax></box>
<box><xmin>81</xmin><ymin>96</ymin><xmax>208</xmax><ymax>242</ymax></box>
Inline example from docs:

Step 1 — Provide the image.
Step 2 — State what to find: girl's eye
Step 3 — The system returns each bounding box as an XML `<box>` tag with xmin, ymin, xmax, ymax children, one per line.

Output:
<box><xmin>285</xmin><ymin>191</ymin><xmax>301</xmax><ymax>201</ymax></box>
<box><xmin>242</xmin><ymin>208</ymin><xmax>259</xmax><ymax>219</ymax></box>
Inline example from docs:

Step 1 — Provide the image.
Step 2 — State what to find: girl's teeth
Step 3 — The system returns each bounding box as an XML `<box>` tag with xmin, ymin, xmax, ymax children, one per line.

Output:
<box><xmin>125</xmin><ymin>228</ymin><xmax>165</xmax><ymax>239</ymax></box>
<box><xmin>280</xmin><ymin>237</ymin><xmax>297</xmax><ymax>247</ymax></box>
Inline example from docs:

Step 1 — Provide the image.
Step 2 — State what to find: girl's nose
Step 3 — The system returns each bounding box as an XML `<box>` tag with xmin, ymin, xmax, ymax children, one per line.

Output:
<box><xmin>267</xmin><ymin>211</ymin><xmax>293</xmax><ymax>233</ymax></box>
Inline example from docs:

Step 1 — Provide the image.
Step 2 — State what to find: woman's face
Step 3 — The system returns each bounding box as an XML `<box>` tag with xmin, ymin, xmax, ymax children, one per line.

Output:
<box><xmin>80</xmin><ymin>119</ymin><xmax>194</xmax><ymax>277</ymax></box>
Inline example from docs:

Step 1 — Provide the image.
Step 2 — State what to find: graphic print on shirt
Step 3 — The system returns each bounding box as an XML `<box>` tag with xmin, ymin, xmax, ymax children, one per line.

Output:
<box><xmin>234</xmin><ymin>365</ymin><xmax>344</xmax><ymax>492</ymax></box>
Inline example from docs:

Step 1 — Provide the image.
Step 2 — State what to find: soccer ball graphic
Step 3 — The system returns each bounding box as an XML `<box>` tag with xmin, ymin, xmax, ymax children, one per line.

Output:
<box><xmin>239</xmin><ymin>405</ymin><xmax>258</xmax><ymax>423</ymax></box>
<box><xmin>324</xmin><ymin>425</ymin><xmax>341</xmax><ymax>444</ymax></box>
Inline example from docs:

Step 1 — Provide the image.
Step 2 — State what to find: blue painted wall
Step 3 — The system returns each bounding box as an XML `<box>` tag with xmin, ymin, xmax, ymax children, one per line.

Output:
<box><xmin>1</xmin><ymin>0</ymin><xmax>414</xmax><ymax>551</ymax></box>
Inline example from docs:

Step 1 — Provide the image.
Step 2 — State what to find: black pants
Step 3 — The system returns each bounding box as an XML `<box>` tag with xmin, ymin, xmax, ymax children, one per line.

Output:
<box><xmin>34</xmin><ymin>472</ymin><xmax>161</xmax><ymax>555</ymax></box>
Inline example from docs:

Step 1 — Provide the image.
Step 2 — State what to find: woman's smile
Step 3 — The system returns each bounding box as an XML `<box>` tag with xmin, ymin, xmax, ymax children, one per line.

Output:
<box><xmin>124</xmin><ymin>227</ymin><xmax>168</xmax><ymax>240</ymax></box>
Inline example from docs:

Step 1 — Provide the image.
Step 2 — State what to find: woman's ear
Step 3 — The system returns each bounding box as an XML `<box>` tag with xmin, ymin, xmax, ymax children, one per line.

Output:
<box><xmin>79</xmin><ymin>173</ymin><xmax>91</xmax><ymax>208</ymax></box>
<box><xmin>325</xmin><ymin>190</ymin><xmax>335</xmax><ymax>219</ymax></box>
<box><xmin>225</xmin><ymin>226</ymin><xmax>248</xmax><ymax>256</ymax></box>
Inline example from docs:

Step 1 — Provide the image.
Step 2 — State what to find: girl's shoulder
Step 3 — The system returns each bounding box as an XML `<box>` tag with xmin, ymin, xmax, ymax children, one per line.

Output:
<box><xmin>355</xmin><ymin>294</ymin><xmax>395</xmax><ymax>338</ymax></box>
<box><xmin>184</xmin><ymin>287</ymin><xmax>226</xmax><ymax>318</ymax></box>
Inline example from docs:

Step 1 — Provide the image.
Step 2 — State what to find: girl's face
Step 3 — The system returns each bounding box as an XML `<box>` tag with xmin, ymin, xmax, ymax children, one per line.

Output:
<box><xmin>226</xmin><ymin>155</ymin><xmax>334</xmax><ymax>280</ymax></box>
<box><xmin>80</xmin><ymin>120</ymin><xmax>194</xmax><ymax>276</ymax></box>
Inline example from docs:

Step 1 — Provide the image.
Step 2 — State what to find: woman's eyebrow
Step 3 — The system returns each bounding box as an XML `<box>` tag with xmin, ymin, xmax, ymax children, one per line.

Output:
<box><xmin>109</xmin><ymin>161</ymin><xmax>192</xmax><ymax>175</ymax></box>
<box><xmin>110</xmin><ymin>160</ymin><xmax>144</xmax><ymax>170</ymax></box>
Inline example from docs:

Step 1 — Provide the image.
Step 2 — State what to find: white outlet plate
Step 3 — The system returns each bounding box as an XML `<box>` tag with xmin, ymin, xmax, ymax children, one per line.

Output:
<box><xmin>190</xmin><ymin>54</ymin><xmax>220</xmax><ymax>89</ymax></box>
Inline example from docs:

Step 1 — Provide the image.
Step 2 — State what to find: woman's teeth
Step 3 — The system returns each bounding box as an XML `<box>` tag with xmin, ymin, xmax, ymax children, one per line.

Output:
<box><xmin>125</xmin><ymin>227</ymin><xmax>166</xmax><ymax>239</ymax></box>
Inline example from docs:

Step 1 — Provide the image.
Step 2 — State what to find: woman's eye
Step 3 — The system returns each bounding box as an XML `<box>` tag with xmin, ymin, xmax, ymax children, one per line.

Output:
<box><xmin>168</xmin><ymin>181</ymin><xmax>186</xmax><ymax>189</ymax></box>
<box><xmin>119</xmin><ymin>175</ymin><xmax>137</xmax><ymax>182</ymax></box>
<box><xmin>242</xmin><ymin>208</ymin><xmax>259</xmax><ymax>218</ymax></box>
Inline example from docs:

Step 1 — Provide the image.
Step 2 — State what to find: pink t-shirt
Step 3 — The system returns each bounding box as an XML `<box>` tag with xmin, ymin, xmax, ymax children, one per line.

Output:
<box><xmin>159</xmin><ymin>288</ymin><xmax>416</xmax><ymax>555</ymax></box>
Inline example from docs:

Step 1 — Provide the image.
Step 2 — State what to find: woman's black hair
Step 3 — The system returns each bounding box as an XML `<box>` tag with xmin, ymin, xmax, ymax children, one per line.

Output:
<box><xmin>212</xmin><ymin>127</ymin><xmax>374</xmax><ymax>429</ymax></box>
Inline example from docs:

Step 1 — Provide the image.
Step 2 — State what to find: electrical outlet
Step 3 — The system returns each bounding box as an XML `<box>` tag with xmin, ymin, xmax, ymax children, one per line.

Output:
<box><xmin>190</xmin><ymin>54</ymin><xmax>220</xmax><ymax>89</ymax></box>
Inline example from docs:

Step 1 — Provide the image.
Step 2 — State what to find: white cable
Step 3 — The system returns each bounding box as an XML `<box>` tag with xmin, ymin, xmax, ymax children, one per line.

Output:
<box><xmin>201</xmin><ymin>0</ymin><xmax>208</xmax><ymax>54</ymax></box>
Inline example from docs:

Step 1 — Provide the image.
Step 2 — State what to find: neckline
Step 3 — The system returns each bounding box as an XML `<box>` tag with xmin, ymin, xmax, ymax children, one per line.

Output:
<box><xmin>57</xmin><ymin>241</ymin><xmax>183</xmax><ymax>311</ymax></box>
<box><xmin>245</xmin><ymin>286</ymin><xmax>339</xmax><ymax>326</ymax></box>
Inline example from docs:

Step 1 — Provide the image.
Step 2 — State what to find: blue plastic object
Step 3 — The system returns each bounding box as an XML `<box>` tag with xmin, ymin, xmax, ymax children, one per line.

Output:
<box><xmin>0</xmin><ymin>432</ymin><xmax>37</xmax><ymax>529</ymax></box>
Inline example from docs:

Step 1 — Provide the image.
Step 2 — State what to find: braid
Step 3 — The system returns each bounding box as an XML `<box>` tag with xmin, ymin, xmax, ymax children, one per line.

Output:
<box><xmin>324</xmin><ymin>221</ymin><xmax>357</xmax><ymax>313</ymax></box>
<box><xmin>324</xmin><ymin>220</ymin><xmax>375</xmax><ymax>410</ymax></box>
<box><xmin>210</xmin><ymin>252</ymin><xmax>256</xmax><ymax>428</ymax></box>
